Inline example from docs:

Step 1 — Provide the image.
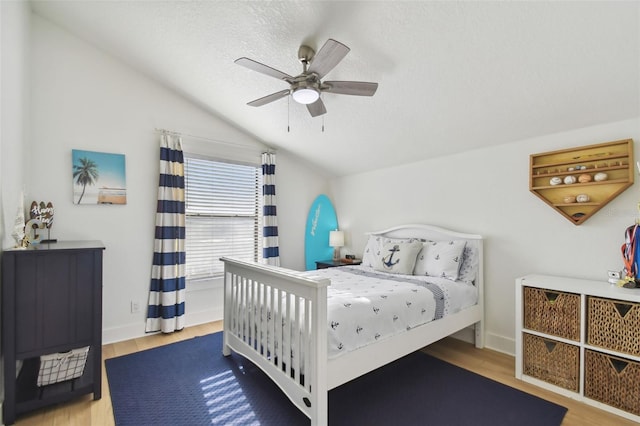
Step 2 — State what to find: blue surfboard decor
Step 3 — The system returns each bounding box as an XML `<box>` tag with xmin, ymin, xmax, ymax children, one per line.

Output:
<box><xmin>304</xmin><ymin>194</ymin><xmax>339</xmax><ymax>270</ymax></box>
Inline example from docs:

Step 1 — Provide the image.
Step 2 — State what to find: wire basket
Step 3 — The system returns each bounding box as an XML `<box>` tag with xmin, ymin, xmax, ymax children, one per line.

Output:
<box><xmin>37</xmin><ymin>346</ymin><xmax>89</xmax><ymax>387</ymax></box>
<box><xmin>523</xmin><ymin>287</ymin><xmax>580</xmax><ymax>341</ymax></box>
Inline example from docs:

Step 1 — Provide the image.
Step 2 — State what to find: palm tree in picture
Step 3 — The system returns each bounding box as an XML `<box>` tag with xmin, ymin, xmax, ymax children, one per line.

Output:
<box><xmin>73</xmin><ymin>157</ymin><xmax>99</xmax><ymax>204</ymax></box>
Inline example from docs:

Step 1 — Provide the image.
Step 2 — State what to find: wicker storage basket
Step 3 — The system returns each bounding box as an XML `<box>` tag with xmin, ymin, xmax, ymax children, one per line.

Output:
<box><xmin>523</xmin><ymin>333</ymin><xmax>579</xmax><ymax>392</ymax></box>
<box><xmin>587</xmin><ymin>297</ymin><xmax>640</xmax><ymax>357</ymax></box>
<box><xmin>585</xmin><ymin>349</ymin><xmax>640</xmax><ymax>416</ymax></box>
<box><xmin>523</xmin><ymin>287</ymin><xmax>580</xmax><ymax>341</ymax></box>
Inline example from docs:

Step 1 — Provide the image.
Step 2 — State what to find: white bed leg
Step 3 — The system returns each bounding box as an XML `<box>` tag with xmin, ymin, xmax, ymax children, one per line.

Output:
<box><xmin>222</xmin><ymin>346</ymin><xmax>231</xmax><ymax>356</ymax></box>
<box><xmin>474</xmin><ymin>320</ymin><xmax>485</xmax><ymax>349</ymax></box>
<box><xmin>310</xmin><ymin>393</ymin><xmax>328</xmax><ymax>426</ymax></box>
<box><xmin>310</xmin><ymin>282</ymin><xmax>329</xmax><ymax>426</ymax></box>
<box><xmin>222</xmin><ymin>330</ymin><xmax>232</xmax><ymax>356</ymax></box>
<box><xmin>222</xmin><ymin>265</ymin><xmax>233</xmax><ymax>357</ymax></box>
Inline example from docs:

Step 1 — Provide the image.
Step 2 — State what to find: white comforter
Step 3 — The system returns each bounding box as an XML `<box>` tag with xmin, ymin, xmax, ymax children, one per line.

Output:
<box><xmin>233</xmin><ymin>264</ymin><xmax>477</xmax><ymax>363</ymax></box>
<box><xmin>302</xmin><ymin>265</ymin><xmax>478</xmax><ymax>359</ymax></box>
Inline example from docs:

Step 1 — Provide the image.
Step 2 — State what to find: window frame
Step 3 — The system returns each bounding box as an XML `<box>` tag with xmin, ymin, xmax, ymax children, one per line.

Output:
<box><xmin>183</xmin><ymin>152</ymin><xmax>263</xmax><ymax>284</ymax></box>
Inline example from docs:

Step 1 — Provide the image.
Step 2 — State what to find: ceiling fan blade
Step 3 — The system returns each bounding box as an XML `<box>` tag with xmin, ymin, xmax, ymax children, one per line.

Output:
<box><xmin>322</xmin><ymin>81</ymin><xmax>378</xmax><ymax>96</ymax></box>
<box><xmin>306</xmin><ymin>98</ymin><xmax>327</xmax><ymax>117</ymax></box>
<box><xmin>307</xmin><ymin>39</ymin><xmax>350</xmax><ymax>78</ymax></box>
<box><xmin>247</xmin><ymin>89</ymin><xmax>290</xmax><ymax>107</ymax></box>
<box><xmin>235</xmin><ymin>57</ymin><xmax>293</xmax><ymax>82</ymax></box>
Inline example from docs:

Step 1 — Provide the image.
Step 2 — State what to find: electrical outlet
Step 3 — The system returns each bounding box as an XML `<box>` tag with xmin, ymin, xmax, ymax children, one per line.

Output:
<box><xmin>131</xmin><ymin>301</ymin><xmax>140</xmax><ymax>313</ymax></box>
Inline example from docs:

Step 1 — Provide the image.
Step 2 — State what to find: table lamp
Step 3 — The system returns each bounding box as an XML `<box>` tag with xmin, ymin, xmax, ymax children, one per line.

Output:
<box><xmin>329</xmin><ymin>229</ymin><xmax>344</xmax><ymax>261</ymax></box>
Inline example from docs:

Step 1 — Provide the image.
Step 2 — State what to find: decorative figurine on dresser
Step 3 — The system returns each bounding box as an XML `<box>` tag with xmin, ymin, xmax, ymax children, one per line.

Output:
<box><xmin>2</xmin><ymin>240</ymin><xmax>105</xmax><ymax>424</ymax></box>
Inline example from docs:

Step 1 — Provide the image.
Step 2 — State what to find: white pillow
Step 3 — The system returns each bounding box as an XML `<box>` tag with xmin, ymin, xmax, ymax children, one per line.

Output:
<box><xmin>372</xmin><ymin>240</ymin><xmax>423</xmax><ymax>275</ymax></box>
<box><xmin>361</xmin><ymin>235</ymin><xmax>381</xmax><ymax>267</ymax></box>
<box><xmin>413</xmin><ymin>240</ymin><xmax>467</xmax><ymax>280</ymax></box>
<box><xmin>458</xmin><ymin>244</ymin><xmax>479</xmax><ymax>283</ymax></box>
<box><xmin>361</xmin><ymin>235</ymin><xmax>422</xmax><ymax>268</ymax></box>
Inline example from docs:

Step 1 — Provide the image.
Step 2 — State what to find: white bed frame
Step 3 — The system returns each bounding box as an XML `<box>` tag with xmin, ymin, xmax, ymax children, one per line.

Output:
<box><xmin>221</xmin><ymin>224</ymin><xmax>484</xmax><ymax>426</ymax></box>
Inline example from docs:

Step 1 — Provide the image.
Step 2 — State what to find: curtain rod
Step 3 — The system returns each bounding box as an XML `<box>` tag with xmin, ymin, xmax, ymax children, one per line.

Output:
<box><xmin>154</xmin><ymin>128</ymin><xmax>275</xmax><ymax>153</ymax></box>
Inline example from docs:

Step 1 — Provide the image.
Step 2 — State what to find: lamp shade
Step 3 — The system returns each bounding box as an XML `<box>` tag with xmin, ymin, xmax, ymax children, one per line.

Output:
<box><xmin>329</xmin><ymin>230</ymin><xmax>344</xmax><ymax>248</ymax></box>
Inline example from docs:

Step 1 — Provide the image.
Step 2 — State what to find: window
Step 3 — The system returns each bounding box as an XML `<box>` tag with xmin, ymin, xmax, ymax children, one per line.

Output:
<box><xmin>184</xmin><ymin>155</ymin><xmax>263</xmax><ymax>281</ymax></box>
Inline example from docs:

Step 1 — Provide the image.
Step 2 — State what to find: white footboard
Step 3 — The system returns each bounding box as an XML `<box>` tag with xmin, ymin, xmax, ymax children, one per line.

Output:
<box><xmin>221</xmin><ymin>257</ymin><xmax>330</xmax><ymax>426</ymax></box>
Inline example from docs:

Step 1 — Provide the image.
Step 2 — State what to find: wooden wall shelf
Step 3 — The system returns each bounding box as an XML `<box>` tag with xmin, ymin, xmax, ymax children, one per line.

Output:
<box><xmin>529</xmin><ymin>139</ymin><xmax>634</xmax><ymax>225</ymax></box>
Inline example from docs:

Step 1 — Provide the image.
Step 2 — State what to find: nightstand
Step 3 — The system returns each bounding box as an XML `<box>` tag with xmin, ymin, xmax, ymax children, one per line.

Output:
<box><xmin>315</xmin><ymin>259</ymin><xmax>362</xmax><ymax>269</ymax></box>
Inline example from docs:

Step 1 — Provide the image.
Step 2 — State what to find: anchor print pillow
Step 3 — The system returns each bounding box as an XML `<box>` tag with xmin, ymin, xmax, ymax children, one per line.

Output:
<box><xmin>373</xmin><ymin>240</ymin><xmax>423</xmax><ymax>275</ymax></box>
<box><xmin>413</xmin><ymin>240</ymin><xmax>467</xmax><ymax>280</ymax></box>
<box><xmin>362</xmin><ymin>236</ymin><xmax>423</xmax><ymax>268</ymax></box>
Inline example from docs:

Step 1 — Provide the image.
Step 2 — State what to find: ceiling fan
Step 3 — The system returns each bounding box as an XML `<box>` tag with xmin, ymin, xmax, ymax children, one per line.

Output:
<box><xmin>235</xmin><ymin>39</ymin><xmax>378</xmax><ymax>117</ymax></box>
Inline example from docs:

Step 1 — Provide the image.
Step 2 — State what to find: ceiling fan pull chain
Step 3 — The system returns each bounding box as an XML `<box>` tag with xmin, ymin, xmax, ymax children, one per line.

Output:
<box><xmin>322</xmin><ymin>115</ymin><xmax>325</xmax><ymax>132</ymax></box>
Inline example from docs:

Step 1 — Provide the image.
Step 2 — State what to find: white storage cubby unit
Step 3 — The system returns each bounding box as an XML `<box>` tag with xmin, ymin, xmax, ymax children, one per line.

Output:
<box><xmin>516</xmin><ymin>274</ymin><xmax>640</xmax><ymax>423</ymax></box>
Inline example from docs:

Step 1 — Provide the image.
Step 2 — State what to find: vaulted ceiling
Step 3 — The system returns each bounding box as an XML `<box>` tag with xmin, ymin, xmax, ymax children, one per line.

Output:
<box><xmin>30</xmin><ymin>1</ymin><xmax>639</xmax><ymax>176</ymax></box>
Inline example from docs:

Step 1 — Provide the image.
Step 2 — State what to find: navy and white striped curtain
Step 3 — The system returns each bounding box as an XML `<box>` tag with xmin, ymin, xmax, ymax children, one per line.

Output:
<box><xmin>262</xmin><ymin>152</ymin><xmax>280</xmax><ymax>266</ymax></box>
<box><xmin>145</xmin><ymin>134</ymin><xmax>186</xmax><ymax>333</ymax></box>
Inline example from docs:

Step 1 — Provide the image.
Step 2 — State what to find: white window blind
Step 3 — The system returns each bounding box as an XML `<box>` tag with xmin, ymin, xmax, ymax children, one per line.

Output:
<box><xmin>184</xmin><ymin>155</ymin><xmax>262</xmax><ymax>280</ymax></box>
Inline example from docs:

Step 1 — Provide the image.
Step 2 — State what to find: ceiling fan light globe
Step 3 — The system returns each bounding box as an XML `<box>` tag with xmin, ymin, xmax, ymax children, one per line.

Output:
<box><xmin>292</xmin><ymin>87</ymin><xmax>320</xmax><ymax>104</ymax></box>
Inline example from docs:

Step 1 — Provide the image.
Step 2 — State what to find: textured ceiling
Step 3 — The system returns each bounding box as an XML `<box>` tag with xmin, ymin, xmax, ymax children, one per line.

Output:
<box><xmin>30</xmin><ymin>1</ymin><xmax>639</xmax><ymax>176</ymax></box>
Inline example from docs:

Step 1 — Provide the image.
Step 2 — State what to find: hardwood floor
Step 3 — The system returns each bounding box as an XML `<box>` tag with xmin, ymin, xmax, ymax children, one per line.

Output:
<box><xmin>13</xmin><ymin>322</ymin><xmax>635</xmax><ymax>425</ymax></box>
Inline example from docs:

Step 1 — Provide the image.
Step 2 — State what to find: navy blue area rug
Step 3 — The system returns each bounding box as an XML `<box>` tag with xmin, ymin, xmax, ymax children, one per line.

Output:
<box><xmin>105</xmin><ymin>332</ymin><xmax>567</xmax><ymax>426</ymax></box>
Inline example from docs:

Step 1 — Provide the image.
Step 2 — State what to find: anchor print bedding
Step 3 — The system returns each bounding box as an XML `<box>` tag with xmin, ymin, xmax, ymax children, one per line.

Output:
<box><xmin>303</xmin><ymin>265</ymin><xmax>478</xmax><ymax>359</ymax></box>
<box><xmin>234</xmin><ymin>265</ymin><xmax>477</xmax><ymax>363</ymax></box>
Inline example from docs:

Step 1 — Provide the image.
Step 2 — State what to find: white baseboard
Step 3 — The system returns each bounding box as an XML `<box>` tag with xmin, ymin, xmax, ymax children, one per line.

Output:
<box><xmin>185</xmin><ymin>308</ymin><xmax>224</xmax><ymax>330</ymax></box>
<box><xmin>484</xmin><ymin>332</ymin><xmax>515</xmax><ymax>356</ymax></box>
<box><xmin>102</xmin><ymin>308</ymin><xmax>223</xmax><ymax>345</ymax></box>
<box><xmin>445</xmin><ymin>327</ymin><xmax>514</xmax><ymax>357</ymax></box>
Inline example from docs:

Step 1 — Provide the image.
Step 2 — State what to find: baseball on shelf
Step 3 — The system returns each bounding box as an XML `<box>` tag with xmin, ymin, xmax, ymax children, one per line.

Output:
<box><xmin>549</xmin><ymin>177</ymin><xmax>563</xmax><ymax>185</ymax></box>
<box><xmin>564</xmin><ymin>175</ymin><xmax>577</xmax><ymax>184</ymax></box>
<box><xmin>594</xmin><ymin>172</ymin><xmax>608</xmax><ymax>182</ymax></box>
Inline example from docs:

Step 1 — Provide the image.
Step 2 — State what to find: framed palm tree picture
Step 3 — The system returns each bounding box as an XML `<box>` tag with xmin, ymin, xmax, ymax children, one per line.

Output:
<box><xmin>72</xmin><ymin>149</ymin><xmax>127</xmax><ymax>205</ymax></box>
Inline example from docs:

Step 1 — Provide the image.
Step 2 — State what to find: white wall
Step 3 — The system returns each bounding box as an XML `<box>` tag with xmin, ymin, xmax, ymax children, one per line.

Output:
<box><xmin>331</xmin><ymin>118</ymin><xmax>640</xmax><ymax>355</ymax></box>
<box><xmin>1</xmin><ymin>0</ymin><xmax>32</xmax><ymax>419</ymax></box>
<box><xmin>1</xmin><ymin>1</ymin><xmax>30</xmax><ymax>250</ymax></box>
<box><xmin>23</xmin><ymin>15</ymin><xmax>328</xmax><ymax>343</ymax></box>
